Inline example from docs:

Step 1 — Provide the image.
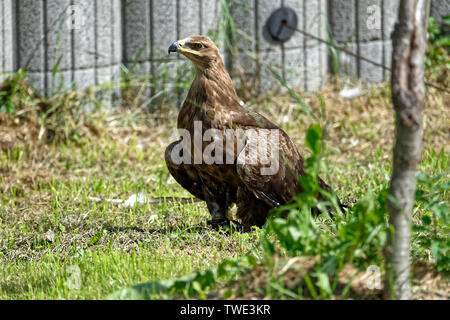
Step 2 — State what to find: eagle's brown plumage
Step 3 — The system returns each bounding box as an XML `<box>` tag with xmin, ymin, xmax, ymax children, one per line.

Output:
<box><xmin>165</xmin><ymin>36</ymin><xmax>341</xmax><ymax>230</ymax></box>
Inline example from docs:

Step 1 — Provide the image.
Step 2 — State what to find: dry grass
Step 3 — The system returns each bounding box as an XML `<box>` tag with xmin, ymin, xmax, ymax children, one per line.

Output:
<box><xmin>255</xmin><ymin>80</ymin><xmax>449</xmax><ymax>162</ymax></box>
<box><xmin>0</xmin><ymin>73</ymin><xmax>448</xmax><ymax>299</ymax></box>
<box><xmin>212</xmin><ymin>256</ymin><xmax>449</xmax><ymax>300</ymax></box>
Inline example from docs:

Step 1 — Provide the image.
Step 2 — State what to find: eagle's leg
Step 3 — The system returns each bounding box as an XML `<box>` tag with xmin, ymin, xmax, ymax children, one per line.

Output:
<box><xmin>165</xmin><ymin>141</ymin><xmax>205</xmax><ymax>200</ymax></box>
<box><xmin>199</xmin><ymin>172</ymin><xmax>238</xmax><ymax>225</ymax></box>
<box><xmin>165</xmin><ymin>141</ymin><xmax>238</xmax><ymax>227</ymax></box>
<box><xmin>202</xmin><ymin>183</ymin><xmax>229</xmax><ymax>221</ymax></box>
<box><xmin>203</xmin><ymin>184</ymin><xmax>242</xmax><ymax>232</ymax></box>
<box><xmin>236</xmin><ymin>186</ymin><xmax>272</xmax><ymax>229</ymax></box>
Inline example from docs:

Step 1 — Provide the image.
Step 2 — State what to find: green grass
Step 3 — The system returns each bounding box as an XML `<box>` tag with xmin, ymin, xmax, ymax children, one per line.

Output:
<box><xmin>1</xmin><ymin>79</ymin><xmax>447</xmax><ymax>299</ymax></box>
<box><xmin>1</xmin><ymin>24</ymin><xmax>449</xmax><ymax>299</ymax></box>
<box><xmin>107</xmin><ymin>124</ymin><xmax>448</xmax><ymax>300</ymax></box>
<box><xmin>0</xmin><ymin>104</ymin><xmax>260</xmax><ymax>299</ymax></box>
<box><xmin>1</xmin><ymin>249</ymin><xmax>213</xmax><ymax>299</ymax></box>
<box><xmin>1</xmin><ymin>3</ymin><xmax>448</xmax><ymax>299</ymax></box>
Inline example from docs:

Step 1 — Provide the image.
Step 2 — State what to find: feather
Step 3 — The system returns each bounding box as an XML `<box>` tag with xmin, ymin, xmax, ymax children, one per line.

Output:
<box><xmin>165</xmin><ymin>36</ymin><xmax>343</xmax><ymax>229</ymax></box>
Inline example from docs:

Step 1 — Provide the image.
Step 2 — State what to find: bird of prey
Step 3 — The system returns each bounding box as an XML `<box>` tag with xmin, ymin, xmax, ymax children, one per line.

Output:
<box><xmin>166</xmin><ymin>36</ymin><xmax>342</xmax><ymax>231</ymax></box>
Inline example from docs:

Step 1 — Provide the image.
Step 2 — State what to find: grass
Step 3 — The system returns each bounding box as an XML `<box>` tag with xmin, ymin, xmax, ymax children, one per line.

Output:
<box><xmin>0</xmin><ymin>145</ymin><xmax>259</xmax><ymax>300</ymax></box>
<box><xmin>0</xmin><ymin>68</ymin><xmax>448</xmax><ymax>299</ymax></box>
<box><xmin>0</xmin><ymin>76</ymin><xmax>260</xmax><ymax>299</ymax></box>
<box><xmin>0</xmin><ymin>12</ymin><xmax>448</xmax><ymax>297</ymax></box>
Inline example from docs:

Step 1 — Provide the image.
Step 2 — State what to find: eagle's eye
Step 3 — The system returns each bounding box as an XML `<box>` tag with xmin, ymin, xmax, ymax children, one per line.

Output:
<box><xmin>192</xmin><ymin>42</ymin><xmax>203</xmax><ymax>50</ymax></box>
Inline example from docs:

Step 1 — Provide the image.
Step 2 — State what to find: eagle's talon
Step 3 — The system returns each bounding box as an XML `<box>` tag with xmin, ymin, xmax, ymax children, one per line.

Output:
<box><xmin>207</xmin><ymin>219</ymin><xmax>244</xmax><ymax>233</ymax></box>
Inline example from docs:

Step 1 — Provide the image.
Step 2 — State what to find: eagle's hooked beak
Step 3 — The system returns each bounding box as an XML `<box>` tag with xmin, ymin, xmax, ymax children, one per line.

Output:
<box><xmin>168</xmin><ymin>41</ymin><xmax>181</xmax><ymax>54</ymax></box>
<box><xmin>168</xmin><ymin>39</ymin><xmax>200</xmax><ymax>56</ymax></box>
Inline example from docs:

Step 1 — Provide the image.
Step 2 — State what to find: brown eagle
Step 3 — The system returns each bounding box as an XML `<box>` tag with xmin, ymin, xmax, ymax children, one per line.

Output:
<box><xmin>166</xmin><ymin>36</ymin><xmax>341</xmax><ymax>231</ymax></box>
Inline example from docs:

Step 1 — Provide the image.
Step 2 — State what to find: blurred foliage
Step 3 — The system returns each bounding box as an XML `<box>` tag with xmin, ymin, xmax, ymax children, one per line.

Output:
<box><xmin>1</xmin><ymin>5</ymin><xmax>448</xmax><ymax>300</ymax></box>
<box><xmin>414</xmin><ymin>170</ymin><xmax>449</xmax><ymax>276</ymax></box>
<box><xmin>425</xmin><ymin>16</ymin><xmax>450</xmax><ymax>83</ymax></box>
<box><xmin>0</xmin><ymin>69</ymin><xmax>98</xmax><ymax>144</ymax></box>
<box><xmin>109</xmin><ymin>123</ymin><xmax>449</xmax><ymax>299</ymax></box>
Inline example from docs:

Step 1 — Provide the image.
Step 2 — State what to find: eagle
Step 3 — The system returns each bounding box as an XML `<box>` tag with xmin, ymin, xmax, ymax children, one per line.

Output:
<box><xmin>165</xmin><ymin>36</ymin><xmax>342</xmax><ymax>231</ymax></box>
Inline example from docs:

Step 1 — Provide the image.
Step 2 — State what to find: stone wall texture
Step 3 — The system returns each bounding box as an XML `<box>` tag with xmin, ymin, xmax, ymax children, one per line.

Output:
<box><xmin>0</xmin><ymin>0</ymin><xmax>448</xmax><ymax>101</ymax></box>
<box><xmin>431</xmin><ymin>0</ymin><xmax>450</xmax><ymax>27</ymax></box>
<box><xmin>328</xmin><ymin>0</ymin><xmax>400</xmax><ymax>83</ymax></box>
<box><xmin>0</xmin><ymin>0</ymin><xmax>122</xmax><ymax>97</ymax></box>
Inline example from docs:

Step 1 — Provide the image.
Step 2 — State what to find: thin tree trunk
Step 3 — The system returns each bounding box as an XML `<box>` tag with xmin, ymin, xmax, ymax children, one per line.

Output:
<box><xmin>385</xmin><ymin>0</ymin><xmax>430</xmax><ymax>300</ymax></box>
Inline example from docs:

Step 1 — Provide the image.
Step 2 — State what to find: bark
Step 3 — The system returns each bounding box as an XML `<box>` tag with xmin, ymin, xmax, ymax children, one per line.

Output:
<box><xmin>385</xmin><ymin>0</ymin><xmax>430</xmax><ymax>300</ymax></box>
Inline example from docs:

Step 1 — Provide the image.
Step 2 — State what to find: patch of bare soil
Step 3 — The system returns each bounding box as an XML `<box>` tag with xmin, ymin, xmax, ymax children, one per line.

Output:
<box><xmin>212</xmin><ymin>257</ymin><xmax>449</xmax><ymax>300</ymax></box>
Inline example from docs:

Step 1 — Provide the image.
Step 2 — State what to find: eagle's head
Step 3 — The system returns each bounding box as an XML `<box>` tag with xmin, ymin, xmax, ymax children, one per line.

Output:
<box><xmin>168</xmin><ymin>36</ymin><xmax>222</xmax><ymax>71</ymax></box>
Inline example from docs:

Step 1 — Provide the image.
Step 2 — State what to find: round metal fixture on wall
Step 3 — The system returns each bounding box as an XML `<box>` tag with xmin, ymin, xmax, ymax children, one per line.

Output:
<box><xmin>267</xmin><ymin>7</ymin><xmax>298</xmax><ymax>42</ymax></box>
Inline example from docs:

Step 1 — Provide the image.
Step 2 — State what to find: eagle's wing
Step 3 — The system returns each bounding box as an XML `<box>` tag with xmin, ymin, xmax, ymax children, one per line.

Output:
<box><xmin>230</xmin><ymin>107</ymin><xmax>279</xmax><ymax>130</ymax></box>
<box><xmin>230</xmin><ymin>105</ymin><xmax>341</xmax><ymax>211</ymax></box>
<box><xmin>233</xmin><ymin>109</ymin><xmax>307</xmax><ymax>208</ymax></box>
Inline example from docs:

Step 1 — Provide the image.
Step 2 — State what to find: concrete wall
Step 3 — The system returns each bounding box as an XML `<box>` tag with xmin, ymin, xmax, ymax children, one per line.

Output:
<box><xmin>328</xmin><ymin>0</ymin><xmax>399</xmax><ymax>83</ymax></box>
<box><xmin>0</xmin><ymin>1</ymin><xmax>16</xmax><ymax>82</ymax></box>
<box><xmin>228</xmin><ymin>0</ymin><xmax>328</xmax><ymax>92</ymax></box>
<box><xmin>0</xmin><ymin>0</ymin><xmax>122</xmax><ymax>99</ymax></box>
<box><xmin>431</xmin><ymin>0</ymin><xmax>450</xmax><ymax>31</ymax></box>
<box><xmin>121</xmin><ymin>0</ymin><xmax>223</xmax><ymax>101</ymax></box>
<box><xmin>329</xmin><ymin>0</ymin><xmax>449</xmax><ymax>83</ymax></box>
<box><xmin>0</xmin><ymin>0</ymin><xmax>448</xmax><ymax>100</ymax></box>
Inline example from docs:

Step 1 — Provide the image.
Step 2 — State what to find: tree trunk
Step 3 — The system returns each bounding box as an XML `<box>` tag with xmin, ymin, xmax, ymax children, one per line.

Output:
<box><xmin>385</xmin><ymin>0</ymin><xmax>430</xmax><ymax>300</ymax></box>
